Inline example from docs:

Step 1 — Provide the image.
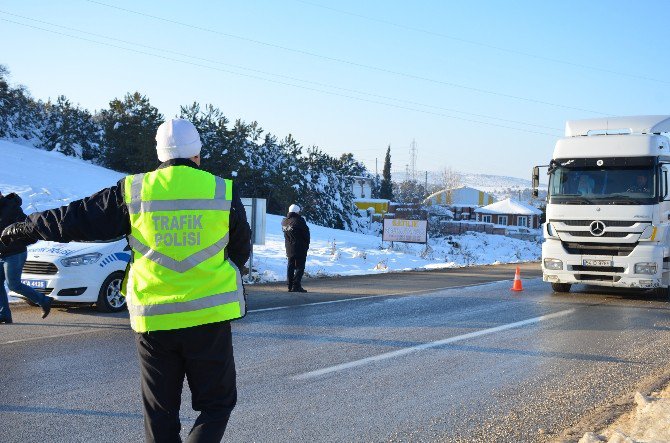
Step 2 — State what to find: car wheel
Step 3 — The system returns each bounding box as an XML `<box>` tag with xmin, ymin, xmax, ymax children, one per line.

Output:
<box><xmin>551</xmin><ymin>283</ymin><xmax>572</xmax><ymax>293</ymax></box>
<box><xmin>97</xmin><ymin>272</ymin><xmax>126</xmax><ymax>312</ymax></box>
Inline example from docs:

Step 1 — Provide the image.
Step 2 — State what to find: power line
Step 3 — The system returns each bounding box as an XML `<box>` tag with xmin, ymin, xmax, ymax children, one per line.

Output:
<box><xmin>0</xmin><ymin>16</ymin><xmax>564</xmax><ymax>137</ymax></box>
<box><xmin>295</xmin><ymin>0</ymin><xmax>670</xmax><ymax>86</ymax></box>
<box><xmin>83</xmin><ymin>0</ymin><xmax>611</xmax><ymax>116</ymax></box>
<box><xmin>0</xmin><ymin>10</ymin><xmax>562</xmax><ymax>132</ymax></box>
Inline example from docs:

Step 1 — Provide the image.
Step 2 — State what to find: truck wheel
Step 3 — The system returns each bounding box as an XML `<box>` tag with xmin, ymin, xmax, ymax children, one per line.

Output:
<box><xmin>96</xmin><ymin>272</ymin><xmax>126</xmax><ymax>313</ymax></box>
<box><xmin>551</xmin><ymin>283</ymin><xmax>572</xmax><ymax>293</ymax></box>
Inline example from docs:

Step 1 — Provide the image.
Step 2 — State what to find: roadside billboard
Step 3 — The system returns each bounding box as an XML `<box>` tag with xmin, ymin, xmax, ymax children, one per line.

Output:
<box><xmin>382</xmin><ymin>218</ymin><xmax>428</xmax><ymax>244</ymax></box>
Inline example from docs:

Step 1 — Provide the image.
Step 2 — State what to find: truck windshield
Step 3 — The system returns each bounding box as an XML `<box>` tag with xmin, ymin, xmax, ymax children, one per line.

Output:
<box><xmin>548</xmin><ymin>166</ymin><xmax>657</xmax><ymax>205</ymax></box>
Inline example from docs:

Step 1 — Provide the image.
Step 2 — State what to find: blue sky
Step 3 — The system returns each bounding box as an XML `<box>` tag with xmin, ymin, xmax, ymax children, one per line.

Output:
<box><xmin>1</xmin><ymin>0</ymin><xmax>668</xmax><ymax>180</ymax></box>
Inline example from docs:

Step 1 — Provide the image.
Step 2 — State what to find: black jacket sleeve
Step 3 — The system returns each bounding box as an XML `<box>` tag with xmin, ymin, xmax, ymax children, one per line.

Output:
<box><xmin>23</xmin><ymin>180</ymin><xmax>130</xmax><ymax>243</ymax></box>
<box><xmin>301</xmin><ymin>218</ymin><xmax>310</xmax><ymax>248</ymax></box>
<box><xmin>227</xmin><ymin>186</ymin><xmax>251</xmax><ymax>269</ymax></box>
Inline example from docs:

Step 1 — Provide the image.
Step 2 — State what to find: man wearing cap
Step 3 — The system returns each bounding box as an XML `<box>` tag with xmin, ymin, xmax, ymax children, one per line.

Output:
<box><xmin>1</xmin><ymin>119</ymin><xmax>251</xmax><ymax>442</ymax></box>
<box><xmin>281</xmin><ymin>204</ymin><xmax>310</xmax><ymax>293</ymax></box>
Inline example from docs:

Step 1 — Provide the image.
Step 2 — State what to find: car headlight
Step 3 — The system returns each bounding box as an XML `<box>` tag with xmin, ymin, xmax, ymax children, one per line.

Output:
<box><xmin>634</xmin><ymin>262</ymin><xmax>657</xmax><ymax>275</ymax></box>
<box><xmin>61</xmin><ymin>253</ymin><xmax>102</xmax><ymax>267</ymax></box>
<box><xmin>544</xmin><ymin>258</ymin><xmax>563</xmax><ymax>270</ymax></box>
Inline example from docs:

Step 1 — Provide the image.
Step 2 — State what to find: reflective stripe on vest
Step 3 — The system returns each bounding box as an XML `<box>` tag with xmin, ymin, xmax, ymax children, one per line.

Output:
<box><xmin>122</xmin><ymin>167</ymin><xmax>245</xmax><ymax>333</ymax></box>
<box><xmin>126</xmin><ymin>262</ymin><xmax>244</xmax><ymax>317</ymax></box>
<box><xmin>127</xmin><ymin>233</ymin><xmax>230</xmax><ymax>273</ymax></box>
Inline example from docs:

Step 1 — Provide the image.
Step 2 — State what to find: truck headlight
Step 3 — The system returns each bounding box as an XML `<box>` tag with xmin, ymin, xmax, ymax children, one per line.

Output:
<box><xmin>544</xmin><ymin>258</ymin><xmax>563</xmax><ymax>270</ymax></box>
<box><xmin>61</xmin><ymin>253</ymin><xmax>102</xmax><ymax>267</ymax></box>
<box><xmin>634</xmin><ymin>262</ymin><xmax>657</xmax><ymax>275</ymax></box>
<box><xmin>639</xmin><ymin>225</ymin><xmax>657</xmax><ymax>241</ymax></box>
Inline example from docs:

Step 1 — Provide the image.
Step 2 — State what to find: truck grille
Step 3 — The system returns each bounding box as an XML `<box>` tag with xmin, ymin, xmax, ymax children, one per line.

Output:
<box><xmin>551</xmin><ymin>220</ymin><xmax>641</xmax><ymax>227</ymax></box>
<box><xmin>576</xmin><ymin>274</ymin><xmax>622</xmax><ymax>282</ymax></box>
<box><xmin>562</xmin><ymin>242</ymin><xmax>637</xmax><ymax>256</ymax></box>
<box><xmin>23</xmin><ymin>261</ymin><xmax>58</xmax><ymax>275</ymax></box>
<box><xmin>567</xmin><ymin>231</ymin><xmax>631</xmax><ymax>238</ymax></box>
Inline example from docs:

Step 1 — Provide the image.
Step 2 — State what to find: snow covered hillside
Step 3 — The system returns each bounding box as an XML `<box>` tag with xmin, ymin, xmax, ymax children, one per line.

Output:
<box><xmin>0</xmin><ymin>140</ymin><xmax>124</xmax><ymax>211</ymax></box>
<box><xmin>1</xmin><ymin>140</ymin><xmax>540</xmax><ymax>283</ymax></box>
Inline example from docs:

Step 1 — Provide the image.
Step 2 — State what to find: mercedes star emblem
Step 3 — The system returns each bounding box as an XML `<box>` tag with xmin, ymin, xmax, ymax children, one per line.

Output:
<box><xmin>590</xmin><ymin>220</ymin><xmax>606</xmax><ymax>236</ymax></box>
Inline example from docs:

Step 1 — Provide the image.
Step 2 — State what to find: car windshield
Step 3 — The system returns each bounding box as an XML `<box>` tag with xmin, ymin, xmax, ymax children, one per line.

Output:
<box><xmin>548</xmin><ymin>166</ymin><xmax>656</xmax><ymax>205</ymax></box>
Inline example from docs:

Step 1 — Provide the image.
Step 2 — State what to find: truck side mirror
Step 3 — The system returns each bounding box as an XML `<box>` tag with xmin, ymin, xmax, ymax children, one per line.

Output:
<box><xmin>532</xmin><ymin>166</ymin><xmax>540</xmax><ymax>189</ymax></box>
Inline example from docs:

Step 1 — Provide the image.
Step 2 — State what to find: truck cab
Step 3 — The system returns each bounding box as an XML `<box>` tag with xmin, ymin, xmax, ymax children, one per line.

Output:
<box><xmin>534</xmin><ymin>115</ymin><xmax>670</xmax><ymax>296</ymax></box>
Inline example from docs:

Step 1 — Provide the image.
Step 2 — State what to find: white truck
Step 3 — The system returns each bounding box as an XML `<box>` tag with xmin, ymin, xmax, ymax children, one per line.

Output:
<box><xmin>532</xmin><ymin>115</ymin><xmax>670</xmax><ymax>296</ymax></box>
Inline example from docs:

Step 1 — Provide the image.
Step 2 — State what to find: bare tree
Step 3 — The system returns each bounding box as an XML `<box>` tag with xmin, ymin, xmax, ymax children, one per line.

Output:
<box><xmin>440</xmin><ymin>166</ymin><xmax>462</xmax><ymax>191</ymax></box>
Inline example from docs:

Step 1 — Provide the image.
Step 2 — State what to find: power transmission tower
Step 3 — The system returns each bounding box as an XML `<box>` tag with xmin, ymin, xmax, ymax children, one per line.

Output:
<box><xmin>409</xmin><ymin>139</ymin><xmax>417</xmax><ymax>182</ymax></box>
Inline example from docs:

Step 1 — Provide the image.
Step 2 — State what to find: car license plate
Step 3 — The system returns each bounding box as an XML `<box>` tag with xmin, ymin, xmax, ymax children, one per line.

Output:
<box><xmin>21</xmin><ymin>279</ymin><xmax>47</xmax><ymax>289</ymax></box>
<box><xmin>583</xmin><ymin>259</ymin><xmax>612</xmax><ymax>267</ymax></box>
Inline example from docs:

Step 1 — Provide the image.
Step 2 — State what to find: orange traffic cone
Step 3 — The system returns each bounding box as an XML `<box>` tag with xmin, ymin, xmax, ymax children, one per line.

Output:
<box><xmin>511</xmin><ymin>266</ymin><xmax>523</xmax><ymax>291</ymax></box>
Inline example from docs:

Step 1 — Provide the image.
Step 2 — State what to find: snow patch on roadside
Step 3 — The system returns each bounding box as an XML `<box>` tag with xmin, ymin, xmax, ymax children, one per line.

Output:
<box><xmin>579</xmin><ymin>388</ymin><xmax>670</xmax><ymax>443</ymax></box>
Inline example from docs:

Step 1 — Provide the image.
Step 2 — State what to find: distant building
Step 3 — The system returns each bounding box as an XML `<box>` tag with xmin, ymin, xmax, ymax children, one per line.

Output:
<box><xmin>354</xmin><ymin>198</ymin><xmax>390</xmax><ymax>215</ymax></box>
<box><xmin>424</xmin><ymin>186</ymin><xmax>495</xmax><ymax>206</ymax></box>
<box><xmin>474</xmin><ymin>198</ymin><xmax>542</xmax><ymax>229</ymax></box>
<box><xmin>423</xmin><ymin>186</ymin><xmax>495</xmax><ymax>221</ymax></box>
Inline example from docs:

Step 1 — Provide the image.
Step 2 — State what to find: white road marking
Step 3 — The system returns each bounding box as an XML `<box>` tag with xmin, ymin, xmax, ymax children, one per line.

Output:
<box><xmin>248</xmin><ymin>279</ymin><xmax>539</xmax><ymax>313</ymax></box>
<box><xmin>293</xmin><ymin>308</ymin><xmax>575</xmax><ymax>380</ymax></box>
<box><xmin>0</xmin><ymin>329</ymin><xmax>104</xmax><ymax>345</ymax></box>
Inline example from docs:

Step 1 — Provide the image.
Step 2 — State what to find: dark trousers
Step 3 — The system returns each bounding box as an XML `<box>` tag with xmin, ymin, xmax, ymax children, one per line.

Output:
<box><xmin>287</xmin><ymin>254</ymin><xmax>306</xmax><ymax>289</ymax></box>
<box><xmin>135</xmin><ymin>321</ymin><xmax>237</xmax><ymax>443</ymax></box>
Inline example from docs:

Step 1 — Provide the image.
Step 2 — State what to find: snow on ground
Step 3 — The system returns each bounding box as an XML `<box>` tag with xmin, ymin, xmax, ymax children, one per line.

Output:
<box><xmin>0</xmin><ymin>139</ymin><xmax>540</xmax><ymax>285</ymax></box>
<box><xmin>248</xmin><ymin>213</ymin><xmax>539</xmax><ymax>283</ymax></box>
<box><xmin>579</xmin><ymin>387</ymin><xmax>670</xmax><ymax>443</ymax></box>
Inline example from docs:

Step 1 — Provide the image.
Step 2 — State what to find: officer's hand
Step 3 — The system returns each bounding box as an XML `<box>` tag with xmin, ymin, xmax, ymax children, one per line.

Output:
<box><xmin>0</xmin><ymin>222</ymin><xmax>30</xmax><ymax>248</ymax></box>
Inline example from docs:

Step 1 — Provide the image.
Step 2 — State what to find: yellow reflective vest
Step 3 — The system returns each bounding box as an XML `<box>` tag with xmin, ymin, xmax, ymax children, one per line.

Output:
<box><xmin>121</xmin><ymin>166</ymin><xmax>245</xmax><ymax>333</ymax></box>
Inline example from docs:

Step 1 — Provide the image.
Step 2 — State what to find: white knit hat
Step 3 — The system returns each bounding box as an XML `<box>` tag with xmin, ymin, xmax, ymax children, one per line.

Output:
<box><xmin>288</xmin><ymin>204</ymin><xmax>301</xmax><ymax>214</ymax></box>
<box><xmin>155</xmin><ymin>119</ymin><xmax>202</xmax><ymax>162</ymax></box>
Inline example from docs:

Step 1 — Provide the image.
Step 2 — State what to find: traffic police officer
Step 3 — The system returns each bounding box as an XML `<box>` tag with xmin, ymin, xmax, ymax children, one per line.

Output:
<box><xmin>1</xmin><ymin>119</ymin><xmax>251</xmax><ymax>442</ymax></box>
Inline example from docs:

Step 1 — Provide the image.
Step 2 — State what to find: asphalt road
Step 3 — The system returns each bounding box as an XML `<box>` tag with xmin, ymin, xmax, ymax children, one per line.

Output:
<box><xmin>2</xmin><ymin>262</ymin><xmax>670</xmax><ymax>442</ymax></box>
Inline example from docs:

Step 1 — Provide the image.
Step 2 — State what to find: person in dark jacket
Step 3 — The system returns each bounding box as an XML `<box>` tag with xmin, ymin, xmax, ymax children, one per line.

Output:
<box><xmin>281</xmin><ymin>204</ymin><xmax>310</xmax><ymax>292</ymax></box>
<box><xmin>1</xmin><ymin>119</ymin><xmax>251</xmax><ymax>442</ymax></box>
<box><xmin>0</xmin><ymin>191</ymin><xmax>54</xmax><ymax>323</ymax></box>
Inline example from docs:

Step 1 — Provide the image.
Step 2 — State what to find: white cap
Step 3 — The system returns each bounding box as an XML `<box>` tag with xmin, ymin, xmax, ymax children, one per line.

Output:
<box><xmin>155</xmin><ymin>119</ymin><xmax>202</xmax><ymax>162</ymax></box>
<box><xmin>288</xmin><ymin>204</ymin><xmax>301</xmax><ymax>214</ymax></box>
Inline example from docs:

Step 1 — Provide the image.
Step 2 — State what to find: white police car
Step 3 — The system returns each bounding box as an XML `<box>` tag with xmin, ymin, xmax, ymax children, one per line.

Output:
<box><xmin>14</xmin><ymin>239</ymin><xmax>130</xmax><ymax>312</ymax></box>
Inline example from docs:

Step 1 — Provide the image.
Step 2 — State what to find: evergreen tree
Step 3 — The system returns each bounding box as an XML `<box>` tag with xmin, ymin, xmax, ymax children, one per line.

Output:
<box><xmin>379</xmin><ymin>145</ymin><xmax>394</xmax><ymax>200</ymax></box>
<box><xmin>40</xmin><ymin>95</ymin><xmax>101</xmax><ymax>159</ymax></box>
<box><xmin>98</xmin><ymin>92</ymin><xmax>164</xmax><ymax>173</ymax></box>
<box><xmin>393</xmin><ymin>180</ymin><xmax>427</xmax><ymax>204</ymax></box>
<box><xmin>180</xmin><ymin>102</ymin><xmax>230</xmax><ymax>174</ymax></box>
<box><xmin>297</xmin><ymin>147</ymin><xmax>361</xmax><ymax>231</ymax></box>
<box><xmin>0</xmin><ymin>65</ymin><xmax>42</xmax><ymax>141</ymax></box>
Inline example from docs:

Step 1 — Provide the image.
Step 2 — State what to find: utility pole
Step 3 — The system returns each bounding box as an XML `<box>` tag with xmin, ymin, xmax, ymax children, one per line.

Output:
<box><xmin>375</xmin><ymin>158</ymin><xmax>378</xmax><ymax>176</ymax></box>
<box><xmin>425</xmin><ymin>171</ymin><xmax>428</xmax><ymax>196</ymax></box>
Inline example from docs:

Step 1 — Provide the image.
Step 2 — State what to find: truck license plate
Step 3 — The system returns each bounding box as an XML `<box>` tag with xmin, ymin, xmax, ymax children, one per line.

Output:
<box><xmin>583</xmin><ymin>259</ymin><xmax>612</xmax><ymax>267</ymax></box>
